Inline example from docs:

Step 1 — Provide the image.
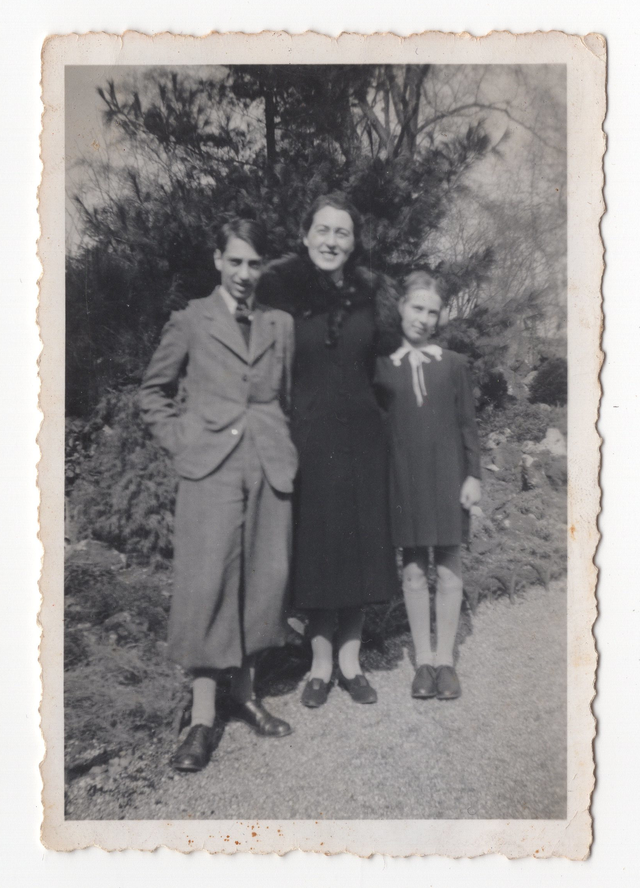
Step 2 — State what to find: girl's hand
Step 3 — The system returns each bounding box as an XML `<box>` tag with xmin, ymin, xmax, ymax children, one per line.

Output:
<box><xmin>460</xmin><ymin>476</ymin><xmax>482</xmax><ymax>510</ymax></box>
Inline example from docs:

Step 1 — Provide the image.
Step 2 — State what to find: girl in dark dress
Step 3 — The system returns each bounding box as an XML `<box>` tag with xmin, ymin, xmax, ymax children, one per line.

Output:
<box><xmin>374</xmin><ymin>271</ymin><xmax>482</xmax><ymax>701</ymax></box>
<box><xmin>257</xmin><ymin>193</ymin><xmax>399</xmax><ymax>707</ymax></box>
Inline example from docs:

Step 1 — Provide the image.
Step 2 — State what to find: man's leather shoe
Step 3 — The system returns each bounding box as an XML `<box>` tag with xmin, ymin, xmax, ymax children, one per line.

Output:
<box><xmin>301</xmin><ymin>677</ymin><xmax>331</xmax><ymax>708</ymax></box>
<box><xmin>435</xmin><ymin>665</ymin><xmax>461</xmax><ymax>700</ymax></box>
<box><xmin>337</xmin><ymin>670</ymin><xmax>377</xmax><ymax>704</ymax></box>
<box><xmin>223</xmin><ymin>697</ymin><xmax>293</xmax><ymax>738</ymax></box>
<box><xmin>170</xmin><ymin>723</ymin><xmax>213</xmax><ymax>772</ymax></box>
<box><xmin>411</xmin><ymin>664</ymin><xmax>438</xmax><ymax>698</ymax></box>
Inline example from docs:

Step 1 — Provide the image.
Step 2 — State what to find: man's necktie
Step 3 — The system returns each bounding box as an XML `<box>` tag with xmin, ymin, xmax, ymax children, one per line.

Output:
<box><xmin>234</xmin><ymin>298</ymin><xmax>253</xmax><ymax>346</ymax></box>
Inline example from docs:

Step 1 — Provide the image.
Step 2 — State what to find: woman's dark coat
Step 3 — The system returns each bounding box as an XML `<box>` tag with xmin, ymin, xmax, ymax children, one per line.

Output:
<box><xmin>257</xmin><ymin>254</ymin><xmax>399</xmax><ymax>610</ymax></box>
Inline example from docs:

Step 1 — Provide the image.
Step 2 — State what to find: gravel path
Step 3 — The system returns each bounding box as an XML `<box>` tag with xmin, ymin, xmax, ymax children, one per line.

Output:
<box><xmin>66</xmin><ymin>582</ymin><xmax>566</xmax><ymax>821</ymax></box>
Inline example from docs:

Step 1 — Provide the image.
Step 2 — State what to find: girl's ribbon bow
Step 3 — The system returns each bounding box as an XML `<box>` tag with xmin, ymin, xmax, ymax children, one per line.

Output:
<box><xmin>389</xmin><ymin>342</ymin><xmax>443</xmax><ymax>406</ymax></box>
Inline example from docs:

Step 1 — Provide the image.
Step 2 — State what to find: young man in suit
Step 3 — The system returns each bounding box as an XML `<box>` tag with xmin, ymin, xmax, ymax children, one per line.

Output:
<box><xmin>139</xmin><ymin>219</ymin><xmax>298</xmax><ymax>771</ymax></box>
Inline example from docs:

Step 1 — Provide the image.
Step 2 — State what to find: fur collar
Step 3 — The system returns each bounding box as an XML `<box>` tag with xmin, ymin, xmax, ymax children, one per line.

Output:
<box><xmin>261</xmin><ymin>252</ymin><xmax>379</xmax><ymax>317</ymax></box>
<box><xmin>257</xmin><ymin>251</ymin><xmax>402</xmax><ymax>354</ymax></box>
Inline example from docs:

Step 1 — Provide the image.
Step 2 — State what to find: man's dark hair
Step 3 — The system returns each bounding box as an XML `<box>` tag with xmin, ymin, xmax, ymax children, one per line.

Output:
<box><xmin>216</xmin><ymin>218</ymin><xmax>269</xmax><ymax>257</ymax></box>
<box><xmin>300</xmin><ymin>192</ymin><xmax>363</xmax><ymax>245</ymax></box>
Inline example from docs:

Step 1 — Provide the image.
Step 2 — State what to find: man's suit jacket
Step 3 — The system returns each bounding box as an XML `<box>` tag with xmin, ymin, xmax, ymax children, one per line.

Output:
<box><xmin>139</xmin><ymin>288</ymin><xmax>298</xmax><ymax>493</ymax></box>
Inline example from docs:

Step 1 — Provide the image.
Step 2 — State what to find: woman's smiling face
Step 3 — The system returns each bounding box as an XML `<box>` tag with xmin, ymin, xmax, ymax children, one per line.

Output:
<box><xmin>303</xmin><ymin>205</ymin><xmax>355</xmax><ymax>279</ymax></box>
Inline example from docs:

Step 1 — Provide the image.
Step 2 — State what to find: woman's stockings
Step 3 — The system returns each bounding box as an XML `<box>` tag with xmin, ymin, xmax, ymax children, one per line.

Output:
<box><xmin>434</xmin><ymin>545</ymin><xmax>463</xmax><ymax>667</ymax></box>
<box><xmin>402</xmin><ymin>548</ymin><xmax>433</xmax><ymax>667</ymax></box>
<box><xmin>307</xmin><ymin>609</ymin><xmax>336</xmax><ymax>682</ymax></box>
<box><xmin>336</xmin><ymin>606</ymin><xmax>366</xmax><ymax>679</ymax></box>
<box><xmin>306</xmin><ymin>607</ymin><xmax>367</xmax><ymax>680</ymax></box>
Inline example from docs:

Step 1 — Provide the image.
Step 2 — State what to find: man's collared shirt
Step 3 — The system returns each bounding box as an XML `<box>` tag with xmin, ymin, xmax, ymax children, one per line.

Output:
<box><xmin>219</xmin><ymin>285</ymin><xmax>254</xmax><ymax>315</ymax></box>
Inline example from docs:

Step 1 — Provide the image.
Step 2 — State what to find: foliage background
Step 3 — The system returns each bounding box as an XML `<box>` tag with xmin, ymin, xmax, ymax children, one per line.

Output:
<box><xmin>65</xmin><ymin>64</ymin><xmax>567</xmax><ymax>562</ymax></box>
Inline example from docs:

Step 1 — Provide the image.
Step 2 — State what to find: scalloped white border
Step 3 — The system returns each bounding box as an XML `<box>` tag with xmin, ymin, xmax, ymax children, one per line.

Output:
<box><xmin>38</xmin><ymin>29</ymin><xmax>604</xmax><ymax>857</ymax></box>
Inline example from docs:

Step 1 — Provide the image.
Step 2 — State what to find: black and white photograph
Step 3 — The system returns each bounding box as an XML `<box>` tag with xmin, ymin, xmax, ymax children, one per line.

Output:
<box><xmin>38</xmin><ymin>30</ymin><xmax>602</xmax><ymax>857</ymax></box>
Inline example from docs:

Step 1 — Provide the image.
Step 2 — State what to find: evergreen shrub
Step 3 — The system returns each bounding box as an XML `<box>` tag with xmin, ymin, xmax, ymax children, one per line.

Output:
<box><xmin>479</xmin><ymin>399</ymin><xmax>567</xmax><ymax>444</ymax></box>
<box><xmin>65</xmin><ymin>563</ymin><xmax>171</xmax><ymax>628</ymax></box>
<box><xmin>529</xmin><ymin>357</ymin><xmax>568</xmax><ymax>407</ymax></box>
<box><xmin>69</xmin><ymin>387</ymin><xmax>177</xmax><ymax>562</ymax></box>
<box><xmin>476</xmin><ymin>368</ymin><xmax>509</xmax><ymax>410</ymax></box>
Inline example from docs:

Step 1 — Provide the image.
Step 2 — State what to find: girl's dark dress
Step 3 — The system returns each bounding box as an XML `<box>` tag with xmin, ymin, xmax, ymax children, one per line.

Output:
<box><xmin>257</xmin><ymin>254</ymin><xmax>398</xmax><ymax>610</ymax></box>
<box><xmin>375</xmin><ymin>348</ymin><xmax>482</xmax><ymax>549</ymax></box>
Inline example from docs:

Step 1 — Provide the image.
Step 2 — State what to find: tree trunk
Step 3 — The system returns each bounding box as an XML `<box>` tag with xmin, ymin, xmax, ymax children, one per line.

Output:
<box><xmin>265</xmin><ymin>86</ymin><xmax>276</xmax><ymax>167</ymax></box>
<box><xmin>394</xmin><ymin>66</ymin><xmax>429</xmax><ymax>158</ymax></box>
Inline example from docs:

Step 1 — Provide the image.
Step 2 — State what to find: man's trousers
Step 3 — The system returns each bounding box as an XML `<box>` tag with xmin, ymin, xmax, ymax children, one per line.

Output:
<box><xmin>168</xmin><ymin>431</ymin><xmax>292</xmax><ymax>670</ymax></box>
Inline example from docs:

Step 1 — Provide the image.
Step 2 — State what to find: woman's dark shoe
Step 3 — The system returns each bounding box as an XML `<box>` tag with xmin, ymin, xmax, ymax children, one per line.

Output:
<box><xmin>223</xmin><ymin>697</ymin><xmax>293</xmax><ymax>737</ymax></box>
<box><xmin>170</xmin><ymin>724</ymin><xmax>214</xmax><ymax>772</ymax></box>
<box><xmin>337</xmin><ymin>670</ymin><xmax>377</xmax><ymax>704</ymax></box>
<box><xmin>301</xmin><ymin>677</ymin><xmax>331</xmax><ymax>708</ymax></box>
<box><xmin>411</xmin><ymin>664</ymin><xmax>438</xmax><ymax>699</ymax></box>
<box><xmin>435</xmin><ymin>665</ymin><xmax>461</xmax><ymax>700</ymax></box>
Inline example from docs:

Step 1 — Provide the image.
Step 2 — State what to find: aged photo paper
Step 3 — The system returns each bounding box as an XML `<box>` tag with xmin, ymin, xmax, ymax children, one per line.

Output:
<box><xmin>39</xmin><ymin>30</ymin><xmax>604</xmax><ymax>857</ymax></box>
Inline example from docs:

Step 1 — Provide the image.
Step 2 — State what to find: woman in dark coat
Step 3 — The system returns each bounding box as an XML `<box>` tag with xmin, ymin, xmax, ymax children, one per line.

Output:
<box><xmin>257</xmin><ymin>193</ymin><xmax>399</xmax><ymax>707</ymax></box>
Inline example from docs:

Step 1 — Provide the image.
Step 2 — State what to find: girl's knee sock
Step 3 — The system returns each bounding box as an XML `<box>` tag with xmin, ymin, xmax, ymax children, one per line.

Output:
<box><xmin>403</xmin><ymin>577</ymin><xmax>433</xmax><ymax>667</ymax></box>
<box><xmin>435</xmin><ymin>569</ymin><xmax>463</xmax><ymax>668</ymax></box>
<box><xmin>190</xmin><ymin>675</ymin><xmax>217</xmax><ymax>727</ymax></box>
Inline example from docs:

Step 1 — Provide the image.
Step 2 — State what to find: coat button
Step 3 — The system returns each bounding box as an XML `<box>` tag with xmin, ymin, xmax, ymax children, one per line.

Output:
<box><xmin>242</xmin><ymin>374</ymin><xmax>248</xmax><ymax>382</ymax></box>
<box><xmin>231</xmin><ymin>428</ymin><xmax>239</xmax><ymax>436</ymax></box>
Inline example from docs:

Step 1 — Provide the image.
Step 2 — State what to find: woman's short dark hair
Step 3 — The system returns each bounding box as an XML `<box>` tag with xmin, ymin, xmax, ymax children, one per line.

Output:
<box><xmin>216</xmin><ymin>218</ymin><xmax>269</xmax><ymax>257</ymax></box>
<box><xmin>402</xmin><ymin>269</ymin><xmax>444</xmax><ymax>300</ymax></box>
<box><xmin>301</xmin><ymin>192</ymin><xmax>363</xmax><ymax>245</ymax></box>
